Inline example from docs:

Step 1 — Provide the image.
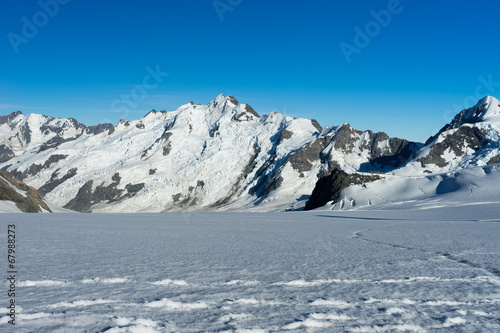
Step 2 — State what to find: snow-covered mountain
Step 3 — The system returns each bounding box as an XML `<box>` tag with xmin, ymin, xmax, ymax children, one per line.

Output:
<box><xmin>1</xmin><ymin>94</ymin><xmax>499</xmax><ymax>212</ymax></box>
<box><xmin>311</xmin><ymin>96</ymin><xmax>500</xmax><ymax>211</ymax></box>
<box><xmin>401</xmin><ymin>96</ymin><xmax>500</xmax><ymax>174</ymax></box>
<box><xmin>0</xmin><ymin>94</ymin><xmax>423</xmax><ymax>212</ymax></box>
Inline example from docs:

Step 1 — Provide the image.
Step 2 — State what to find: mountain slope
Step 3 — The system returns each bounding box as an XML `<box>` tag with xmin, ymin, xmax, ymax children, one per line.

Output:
<box><xmin>0</xmin><ymin>94</ymin><xmax>417</xmax><ymax>212</ymax></box>
<box><xmin>0</xmin><ymin>170</ymin><xmax>52</xmax><ymax>213</ymax></box>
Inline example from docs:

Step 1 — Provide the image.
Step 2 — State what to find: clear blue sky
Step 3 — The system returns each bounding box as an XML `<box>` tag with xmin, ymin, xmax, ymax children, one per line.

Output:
<box><xmin>1</xmin><ymin>0</ymin><xmax>500</xmax><ymax>142</ymax></box>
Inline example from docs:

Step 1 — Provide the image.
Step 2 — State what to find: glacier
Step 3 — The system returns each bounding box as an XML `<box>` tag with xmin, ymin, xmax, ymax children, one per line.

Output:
<box><xmin>1</xmin><ymin>205</ymin><xmax>499</xmax><ymax>332</ymax></box>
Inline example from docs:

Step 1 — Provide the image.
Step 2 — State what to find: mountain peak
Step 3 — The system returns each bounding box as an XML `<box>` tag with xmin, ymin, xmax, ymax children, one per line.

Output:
<box><xmin>425</xmin><ymin>96</ymin><xmax>500</xmax><ymax>145</ymax></box>
<box><xmin>477</xmin><ymin>95</ymin><xmax>500</xmax><ymax>120</ymax></box>
<box><xmin>0</xmin><ymin>110</ymin><xmax>23</xmax><ymax>125</ymax></box>
<box><xmin>454</xmin><ymin>95</ymin><xmax>500</xmax><ymax>125</ymax></box>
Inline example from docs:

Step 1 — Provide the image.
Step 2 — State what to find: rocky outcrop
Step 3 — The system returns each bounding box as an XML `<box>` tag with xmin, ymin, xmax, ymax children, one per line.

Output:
<box><xmin>487</xmin><ymin>154</ymin><xmax>500</xmax><ymax>165</ymax></box>
<box><xmin>0</xmin><ymin>170</ymin><xmax>52</xmax><ymax>213</ymax></box>
<box><xmin>0</xmin><ymin>111</ymin><xmax>23</xmax><ymax>125</ymax></box>
<box><xmin>304</xmin><ymin>168</ymin><xmax>380</xmax><ymax>211</ymax></box>
<box><xmin>38</xmin><ymin>168</ymin><xmax>78</xmax><ymax>197</ymax></box>
<box><xmin>63</xmin><ymin>173</ymin><xmax>145</xmax><ymax>212</ymax></box>
<box><xmin>419</xmin><ymin>126</ymin><xmax>488</xmax><ymax>167</ymax></box>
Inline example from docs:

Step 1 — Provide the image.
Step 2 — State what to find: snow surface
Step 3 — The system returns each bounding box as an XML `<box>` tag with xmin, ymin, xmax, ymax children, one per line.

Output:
<box><xmin>326</xmin><ymin>164</ymin><xmax>500</xmax><ymax>211</ymax></box>
<box><xmin>1</xmin><ymin>207</ymin><xmax>499</xmax><ymax>332</ymax></box>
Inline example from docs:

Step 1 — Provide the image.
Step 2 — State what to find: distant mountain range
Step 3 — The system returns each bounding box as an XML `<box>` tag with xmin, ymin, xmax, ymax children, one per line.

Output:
<box><xmin>1</xmin><ymin>94</ymin><xmax>499</xmax><ymax>212</ymax></box>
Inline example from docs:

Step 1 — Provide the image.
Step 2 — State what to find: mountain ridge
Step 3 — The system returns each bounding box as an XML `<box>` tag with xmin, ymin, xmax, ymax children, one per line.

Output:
<box><xmin>1</xmin><ymin>94</ymin><xmax>499</xmax><ymax>212</ymax></box>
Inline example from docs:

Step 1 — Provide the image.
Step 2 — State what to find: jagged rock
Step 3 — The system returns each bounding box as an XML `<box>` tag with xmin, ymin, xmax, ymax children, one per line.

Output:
<box><xmin>419</xmin><ymin>126</ymin><xmax>488</xmax><ymax>167</ymax></box>
<box><xmin>304</xmin><ymin>168</ymin><xmax>380</xmax><ymax>211</ymax></box>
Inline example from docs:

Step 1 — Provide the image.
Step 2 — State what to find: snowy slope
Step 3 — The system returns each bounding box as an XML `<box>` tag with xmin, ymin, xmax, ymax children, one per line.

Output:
<box><xmin>1</xmin><ymin>210</ymin><xmax>499</xmax><ymax>331</ymax></box>
<box><xmin>0</xmin><ymin>94</ymin><xmax>418</xmax><ymax>212</ymax></box>
<box><xmin>317</xmin><ymin>164</ymin><xmax>500</xmax><ymax>211</ymax></box>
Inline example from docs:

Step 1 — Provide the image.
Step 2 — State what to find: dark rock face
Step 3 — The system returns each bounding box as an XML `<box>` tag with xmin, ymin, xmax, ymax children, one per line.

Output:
<box><xmin>0</xmin><ymin>145</ymin><xmax>15</xmax><ymax>163</ymax></box>
<box><xmin>227</xmin><ymin>95</ymin><xmax>238</xmax><ymax>105</ymax></box>
<box><xmin>10</xmin><ymin>154</ymin><xmax>68</xmax><ymax>181</ymax></box>
<box><xmin>38</xmin><ymin>136</ymin><xmax>77</xmax><ymax>152</ymax></box>
<box><xmin>311</xmin><ymin>119</ymin><xmax>323</xmax><ymax>133</ymax></box>
<box><xmin>0</xmin><ymin>170</ymin><xmax>52</xmax><ymax>213</ymax></box>
<box><xmin>425</xmin><ymin>98</ymin><xmax>491</xmax><ymax>145</ymax></box>
<box><xmin>171</xmin><ymin>180</ymin><xmax>205</xmax><ymax>208</ymax></box>
<box><xmin>419</xmin><ymin>126</ymin><xmax>488</xmax><ymax>167</ymax></box>
<box><xmin>368</xmin><ymin>140</ymin><xmax>420</xmax><ymax>170</ymax></box>
<box><xmin>487</xmin><ymin>154</ymin><xmax>500</xmax><ymax>165</ymax></box>
<box><xmin>38</xmin><ymin>167</ymin><xmax>77</xmax><ymax>196</ymax></box>
<box><xmin>243</xmin><ymin>104</ymin><xmax>260</xmax><ymax>118</ymax></box>
<box><xmin>304</xmin><ymin>168</ymin><xmax>380</xmax><ymax>211</ymax></box>
<box><xmin>233</xmin><ymin>104</ymin><xmax>260</xmax><ymax>122</ymax></box>
<box><xmin>18</xmin><ymin>122</ymin><xmax>32</xmax><ymax>146</ymax></box>
<box><xmin>63</xmin><ymin>173</ymin><xmax>145</xmax><ymax>212</ymax></box>
<box><xmin>277</xmin><ymin>129</ymin><xmax>293</xmax><ymax>144</ymax></box>
<box><xmin>0</xmin><ymin>111</ymin><xmax>23</xmax><ymax>125</ymax></box>
<box><xmin>287</xmin><ymin>137</ymin><xmax>332</xmax><ymax>173</ymax></box>
<box><xmin>63</xmin><ymin>180</ymin><xmax>94</xmax><ymax>212</ymax></box>
<box><xmin>86</xmin><ymin>123</ymin><xmax>114</xmax><ymax>135</ymax></box>
<box><xmin>333</xmin><ymin>124</ymin><xmax>361</xmax><ymax>153</ymax></box>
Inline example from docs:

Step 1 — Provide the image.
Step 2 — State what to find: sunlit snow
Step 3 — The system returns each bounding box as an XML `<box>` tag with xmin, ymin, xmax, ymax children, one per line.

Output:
<box><xmin>1</xmin><ymin>204</ymin><xmax>499</xmax><ymax>332</ymax></box>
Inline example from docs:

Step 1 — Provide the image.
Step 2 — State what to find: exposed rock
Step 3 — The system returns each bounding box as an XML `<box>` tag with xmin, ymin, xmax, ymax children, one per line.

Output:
<box><xmin>0</xmin><ymin>144</ymin><xmax>15</xmax><ymax>163</ymax></box>
<box><xmin>311</xmin><ymin>119</ymin><xmax>322</xmax><ymax>132</ymax></box>
<box><xmin>13</xmin><ymin>154</ymin><xmax>68</xmax><ymax>180</ymax></box>
<box><xmin>425</xmin><ymin>97</ymin><xmax>492</xmax><ymax>145</ymax></box>
<box><xmin>277</xmin><ymin>129</ymin><xmax>293</xmax><ymax>144</ymax></box>
<box><xmin>63</xmin><ymin>173</ymin><xmax>145</xmax><ymax>212</ymax></box>
<box><xmin>38</xmin><ymin>167</ymin><xmax>77</xmax><ymax>196</ymax></box>
<box><xmin>0</xmin><ymin>111</ymin><xmax>23</xmax><ymax>125</ymax></box>
<box><xmin>286</xmin><ymin>136</ymin><xmax>332</xmax><ymax>173</ymax></box>
<box><xmin>333</xmin><ymin>124</ymin><xmax>361</xmax><ymax>153</ymax></box>
<box><xmin>163</xmin><ymin>142</ymin><xmax>172</xmax><ymax>156</ymax></box>
<box><xmin>232</xmin><ymin>104</ymin><xmax>260</xmax><ymax>122</ymax></box>
<box><xmin>0</xmin><ymin>170</ymin><xmax>52</xmax><ymax>213</ymax></box>
<box><xmin>125</xmin><ymin>183</ymin><xmax>145</xmax><ymax>194</ymax></box>
<box><xmin>18</xmin><ymin>122</ymin><xmax>32</xmax><ymax>146</ymax></box>
<box><xmin>63</xmin><ymin>180</ymin><xmax>94</xmax><ymax>212</ymax></box>
<box><xmin>487</xmin><ymin>154</ymin><xmax>500</xmax><ymax>165</ymax></box>
<box><xmin>304</xmin><ymin>168</ymin><xmax>381</xmax><ymax>211</ymax></box>
<box><xmin>227</xmin><ymin>95</ymin><xmax>238</xmax><ymax>105</ymax></box>
<box><xmin>39</xmin><ymin>136</ymin><xmax>77</xmax><ymax>152</ymax></box>
<box><xmin>419</xmin><ymin>126</ymin><xmax>488</xmax><ymax>167</ymax></box>
<box><xmin>86</xmin><ymin>123</ymin><xmax>114</xmax><ymax>135</ymax></box>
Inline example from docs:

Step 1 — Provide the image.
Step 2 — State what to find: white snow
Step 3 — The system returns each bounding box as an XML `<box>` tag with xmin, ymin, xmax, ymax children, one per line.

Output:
<box><xmin>1</xmin><ymin>207</ymin><xmax>499</xmax><ymax>332</ymax></box>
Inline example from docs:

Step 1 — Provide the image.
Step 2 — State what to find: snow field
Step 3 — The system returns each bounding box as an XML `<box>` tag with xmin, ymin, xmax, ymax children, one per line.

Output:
<box><xmin>1</xmin><ymin>207</ymin><xmax>499</xmax><ymax>332</ymax></box>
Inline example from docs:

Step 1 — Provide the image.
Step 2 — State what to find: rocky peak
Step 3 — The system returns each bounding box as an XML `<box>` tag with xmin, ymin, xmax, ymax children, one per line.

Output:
<box><xmin>426</xmin><ymin>95</ymin><xmax>500</xmax><ymax>145</ymax></box>
<box><xmin>0</xmin><ymin>110</ymin><xmax>23</xmax><ymax>125</ymax></box>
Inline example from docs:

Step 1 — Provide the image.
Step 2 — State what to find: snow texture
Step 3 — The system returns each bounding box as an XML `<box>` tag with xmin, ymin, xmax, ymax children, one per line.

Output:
<box><xmin>1</xmin><ymin>206</ymin><xmax>499</xmax><ymax>332</ymax></box>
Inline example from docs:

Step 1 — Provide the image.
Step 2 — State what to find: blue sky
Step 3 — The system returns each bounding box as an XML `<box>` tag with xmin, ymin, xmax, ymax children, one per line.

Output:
<box><xmin>1</xmin><ymin>0</ymin><xmax>500</xmax><ymax>142</ymax></box>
